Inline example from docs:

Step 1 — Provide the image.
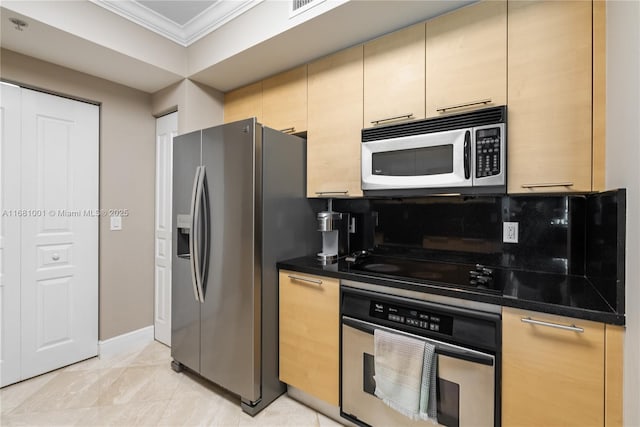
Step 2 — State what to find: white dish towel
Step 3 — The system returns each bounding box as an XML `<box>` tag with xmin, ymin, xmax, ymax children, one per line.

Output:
<box><xmin>373</xmin><ymin>329</ymin><xmax>438</xmax><ymax>423</ymax></box>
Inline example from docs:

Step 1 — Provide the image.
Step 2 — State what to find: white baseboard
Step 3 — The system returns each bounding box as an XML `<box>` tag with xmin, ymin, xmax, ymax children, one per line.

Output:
<box><xmin>98</xmin><ymin>325</ymin><xmax>154</xmax><ymax>359</ymax></box>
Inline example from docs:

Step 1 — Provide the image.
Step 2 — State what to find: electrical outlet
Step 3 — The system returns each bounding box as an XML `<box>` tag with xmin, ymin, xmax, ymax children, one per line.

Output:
<box><xmin>503</xmin><ymin>222</ymin><xmax>519</xmax><ymax>243</ymax></box>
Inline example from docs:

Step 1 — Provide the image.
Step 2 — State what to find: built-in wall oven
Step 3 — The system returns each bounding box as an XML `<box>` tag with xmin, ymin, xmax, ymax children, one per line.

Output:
<box><xmin>341</xmin><ymin>281</ymin><xmax>501</xmax><ymax>427</ymax></box>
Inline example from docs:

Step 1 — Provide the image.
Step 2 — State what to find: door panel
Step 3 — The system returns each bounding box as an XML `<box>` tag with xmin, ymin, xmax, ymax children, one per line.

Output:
<box><xmin>171</xmin><ymin>130</ymin><xmax>202</xmax><ymax>372</ymax></box>
<box><xmin>155</xmin><ymin>112</ymin><xmax>177</xmax><ymax>346</ymax></box>
<box><xmin>20</xmin><ymin>88</ymin><xmax>98</xmax><ymax>379</ymax></box>
<box><xmin>307</xmin><ymin>45</ymin><xmax>364</xmax><ymax>197</ymax></box>
<box><xmin>279</xmin><ymin>271</ymin><xmax>339</xmax><ymax>405</ymax></box>
<box><xmin>507</xmin><ymin>1</ymin><xmax>592</xmax><ymax>193</ymax></box>
<box><xmin>0</xmin><ymin>83</ymin><xmax>22</xmax><ymax>387</ymax></box>
<box><xmin>425</xmin><ymin>0</ymin><xmax>507</xmax><ymax>118</ymax></box>
<box><xmin>200</xmin><ymin>119</ymin><xmax>259</xmax><ymax>401</ymax></box>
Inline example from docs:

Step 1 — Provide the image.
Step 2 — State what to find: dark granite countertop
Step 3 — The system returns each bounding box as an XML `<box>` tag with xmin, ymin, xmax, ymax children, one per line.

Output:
<box><xmin>278</xmin><ymin>256</ymin><xmax>625</xmax><ymax>325</ymax></box>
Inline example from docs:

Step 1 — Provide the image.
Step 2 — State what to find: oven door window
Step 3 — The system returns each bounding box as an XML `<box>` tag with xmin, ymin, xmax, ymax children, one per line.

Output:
<box><xmin>362</xmin><ymin>352</ymin><xmax>460</xmax><ymax>427</ymax></box>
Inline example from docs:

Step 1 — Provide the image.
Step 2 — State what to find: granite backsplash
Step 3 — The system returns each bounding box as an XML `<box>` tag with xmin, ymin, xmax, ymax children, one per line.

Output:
<box><xmin>332</xmin><ymin>189</ymin><xmax>626</xmax><ymax>314</ymax></box>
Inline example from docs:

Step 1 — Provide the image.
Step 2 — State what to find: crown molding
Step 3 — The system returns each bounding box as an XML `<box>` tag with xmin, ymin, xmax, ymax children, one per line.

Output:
<box><xmin>91</xmin><ymin>0</ymin><xmax>263</xmax><ymax>47</ymax></box>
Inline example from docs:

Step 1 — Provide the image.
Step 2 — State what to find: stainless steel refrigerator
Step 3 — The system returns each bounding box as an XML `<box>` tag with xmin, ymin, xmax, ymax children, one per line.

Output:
<box><xmin>171</xmin><ymin>118</ymin><xmax>318</xmax><ymax>415</ymax></box>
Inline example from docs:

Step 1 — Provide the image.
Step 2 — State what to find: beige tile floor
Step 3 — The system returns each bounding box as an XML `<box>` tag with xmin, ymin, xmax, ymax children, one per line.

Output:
<box><xmin>1</xmin><ymin>341</ymin><xmax>343</xmax><ymax>427</ymax></box>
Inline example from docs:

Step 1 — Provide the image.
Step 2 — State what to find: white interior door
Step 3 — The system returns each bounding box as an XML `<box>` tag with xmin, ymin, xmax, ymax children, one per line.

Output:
<box><xmin>19</xmin><ymin>88</ymin><xmax>99</xmax><ymax>379</ymax></box>
<box><xmin>0</xmin><ymin>83</ymin><xmax>22</xmax><ymax>387</ymax></box>
<box><xmin>154</xmin><ymin>111</ymin><xmax>177</xmax><ymax>346</ymax></box>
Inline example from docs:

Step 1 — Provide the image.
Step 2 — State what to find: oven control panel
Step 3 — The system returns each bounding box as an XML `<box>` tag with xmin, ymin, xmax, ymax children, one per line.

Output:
<box><xmin>370</xmin><ymin>301</ymin><xmax>453</xmax><ymax>336</ymax></box>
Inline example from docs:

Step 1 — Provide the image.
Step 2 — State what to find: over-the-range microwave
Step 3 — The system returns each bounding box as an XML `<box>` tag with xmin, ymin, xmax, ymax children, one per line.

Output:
<box><xmin>361</xmin><ymin>106</ymin><xmax>507</xmax><ymax>196</ymax></box>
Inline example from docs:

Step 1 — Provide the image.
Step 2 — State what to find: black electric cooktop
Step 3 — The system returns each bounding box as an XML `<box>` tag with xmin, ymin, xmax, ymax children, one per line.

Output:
<box><xmin>343</xmin><ymin>251</ymin><xmax>503</xmax><ymax>295</ymax></box>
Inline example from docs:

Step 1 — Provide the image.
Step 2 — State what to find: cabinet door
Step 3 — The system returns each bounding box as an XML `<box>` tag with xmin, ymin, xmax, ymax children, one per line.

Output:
<box><xmin>502</xmin><ymin>307</ymin><xmax>605</xmax><ymax>427</ymax></box>
<box><xmin>507</xmin><ymin>1</ymin><xmax>593</xmax><ymax>193</ymax></box>
<box><xmin>307</xmin><ymin>45</ymin><xmax>364</xmax><ymax>198</ymax></box>
<box><xmin>262</xmin><ymin>65</ymin><xmax>307</xmax><ymax>133</ymax></box>
<box><xmin>425</xmin><ymin>0</ymin><xmax>506</xmax><ymax>117</ymax></box>
<box><xmin>224</xmin><ymin>81</ymin><xmax>262</xmax><ymax>123</ymax></box>
<box><xmin>279</xmin><ymin>271</ymin><xmax>339</xmax><ymax>405</ymax></box>
<box><xmin>364</xmin><ymin>23</ymin><xmax>425</xmax><ymax>127</ymax></box>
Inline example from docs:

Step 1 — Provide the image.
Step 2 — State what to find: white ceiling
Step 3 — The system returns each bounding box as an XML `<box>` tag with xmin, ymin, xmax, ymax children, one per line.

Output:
<box><xmin>92</xmin><ymin>0</ymin><xmax>262</xmax><ymax>46</ymax></box>
<box><xmin>189</xmin><ymin>0</ymin><xmax>475</xmax><ymax>91</ymax></box>
<box><xmin>0</xmin><ymin>2</ymin><xmax>186</xmax><ymax>93</ymax></box>
<box><xmin>1</xmin><ymin>0</ymin><xmax>475</xmax><ymax>93</ymax></box>
<box><xmin>137</xmin><ymin>1</ymin><xmax>215</xmax><ymax>26</ymax></box>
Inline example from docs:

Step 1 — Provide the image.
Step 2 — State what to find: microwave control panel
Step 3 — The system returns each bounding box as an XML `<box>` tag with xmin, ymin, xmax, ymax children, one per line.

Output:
<box><xmin>475</xmin><ymin>127</ymin><xmax>501</xmax><ymax>178</ymax></box>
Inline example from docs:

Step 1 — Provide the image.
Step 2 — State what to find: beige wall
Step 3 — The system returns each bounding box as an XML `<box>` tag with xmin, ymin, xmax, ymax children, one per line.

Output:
<box><xmin>1</xmin><ymin>48</ymin><xmax>156</xmax><ymax>340</ymax></box>
<box><xmin>606</xmin><ymin>2</ymin><xmax>640</xmax><ymax>425</ymax></box>
<box><xmin>151</xmin><ymin>79</ymin><xmax>224</xmax><ymax>134</ymax></box>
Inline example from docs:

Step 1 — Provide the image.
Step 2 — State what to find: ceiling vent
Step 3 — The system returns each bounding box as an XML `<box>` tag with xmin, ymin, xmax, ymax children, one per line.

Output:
<box><xmin>290</xmin><ymin>0</ymin><xmax>325</xmax><ymax>18</ymax></box>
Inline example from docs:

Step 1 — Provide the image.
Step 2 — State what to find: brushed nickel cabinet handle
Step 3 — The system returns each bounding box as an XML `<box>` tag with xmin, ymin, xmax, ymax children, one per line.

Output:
<box><xmin>288</xmin><ymin>275</ymin><xmax>323</xmax><ymax>286</ymax></box>
<box><xmin>521</xmin><ymin>182</ymin><xmax>574</xmax><ymax>189</ymax></box>
<box><xmin>279</xmin><ymin>127</ymin><xmax>295</xmax><ymax>134</ymax></box>
<box><xmin>521</xmin><ymin>317</ymin><xmax>584</xmax><ymax>333</ymax></box>
<box><xmin>436</xmin><ymin>99</ymin><xmax>492</xmax><ymax>113</ymax></box>
<box><xmin>315</xmin><ymin>191</ymin><xmax>348</xmax><ymax>196</ymax></box>
<box><xmin>371</xmin><ymin>113</ymin><xmax>414</xmax><ymax>125</ymax></box>
<box><xmin>52</xmin><ymin>253</ymin><xmax>60</xmax><ymax>261</ymax></box>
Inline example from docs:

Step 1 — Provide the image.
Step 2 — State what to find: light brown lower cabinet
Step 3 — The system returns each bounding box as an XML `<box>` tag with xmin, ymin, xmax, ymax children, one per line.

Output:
<box><xmin>502</xmin><ymin>307</ymin><xmax>623</xmax><ymax>427</ymax></box>
<box><xmin>279</xmin><ymin>270</ymin><xmax>339</xmax><ymax>405</ymax></box>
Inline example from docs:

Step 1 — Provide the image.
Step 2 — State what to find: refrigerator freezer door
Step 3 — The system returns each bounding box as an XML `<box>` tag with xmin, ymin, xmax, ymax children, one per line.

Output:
<box><xmin>171</xmin><ymin>130</ymin><xmax>202</xmax><ymax>373</ymax></box>
<box><xmin>200</xmin><ymin>119</ymin><xmax>261</xmax><ymax>402</ymax></box>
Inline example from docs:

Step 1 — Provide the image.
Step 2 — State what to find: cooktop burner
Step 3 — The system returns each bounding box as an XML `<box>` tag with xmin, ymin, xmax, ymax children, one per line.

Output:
<box><xmin>344</xmin><ymin>253</ymin><xmax>502</xmax><ymax>294</ymax></box>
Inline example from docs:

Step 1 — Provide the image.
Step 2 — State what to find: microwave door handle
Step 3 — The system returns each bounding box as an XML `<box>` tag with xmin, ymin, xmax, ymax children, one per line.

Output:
<box><xmin>464</xmin><ymin>130</ymin><xmax>471</xmax><ymax>180</ymax></box>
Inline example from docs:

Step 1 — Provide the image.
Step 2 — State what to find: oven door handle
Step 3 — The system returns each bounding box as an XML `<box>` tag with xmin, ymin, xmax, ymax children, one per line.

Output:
<box><xmin>342</xmin><ymin>316</ymin><xmax>495</xmax><ymax>367</ymax></box>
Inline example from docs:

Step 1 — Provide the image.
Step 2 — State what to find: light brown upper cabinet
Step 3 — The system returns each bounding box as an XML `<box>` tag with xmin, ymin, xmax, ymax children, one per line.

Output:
<box><xmin>262</xmin><ymin>65</ymin><xmax>308</xmax><ymax>134</ymax></box>
<box><xmin>425</xmin><ymin>0</ymin><xmax>506</xmax><ymax>117</ymax></box>
<box><xmin>223</xmin><ymin>81</ymin><xmax>262</xmax><ymax>123</ymax></box>
<box><xmin>307</xmin><ymin>46</ymin><xmax>364</xmax><ymax>198</ymax></box>
<box><xmin>508</xmin><ymin>0</ymin><xmax>602</xmax><ymax>193</ymax></box>
<box><xmin>502</xmin><ymin>307</ymin><xmax>605</xmax><ymax>427</ymax></box>
<box><xmin>363</xmin><ymin>23</ymin><xmax>425</xmax><ymax>128</ymax></box>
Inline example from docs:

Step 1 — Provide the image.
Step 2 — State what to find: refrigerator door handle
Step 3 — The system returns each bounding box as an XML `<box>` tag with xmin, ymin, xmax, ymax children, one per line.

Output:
<box><xmin>189</xmin><ymin>166</ymin><xmax>203</xmax><ymax>303</ymax></box>
<box><xmin>195</xmin><ymin>166</ymin><xmax>208</xmax><ymax>302</ymax></box>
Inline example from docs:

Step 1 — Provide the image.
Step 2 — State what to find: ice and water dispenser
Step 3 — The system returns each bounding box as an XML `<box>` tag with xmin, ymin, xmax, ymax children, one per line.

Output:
<box><xmin>176</xmin><ymin>214</ymin><xmax>191</xmax><ymax>258</ymax></box>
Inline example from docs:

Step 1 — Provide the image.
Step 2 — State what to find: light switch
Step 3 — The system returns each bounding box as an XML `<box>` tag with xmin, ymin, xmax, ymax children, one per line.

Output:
<box><xmin>110</xmin><ymin>215</ymin><xmax>122</xmax><ymax>231</ymax></box>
